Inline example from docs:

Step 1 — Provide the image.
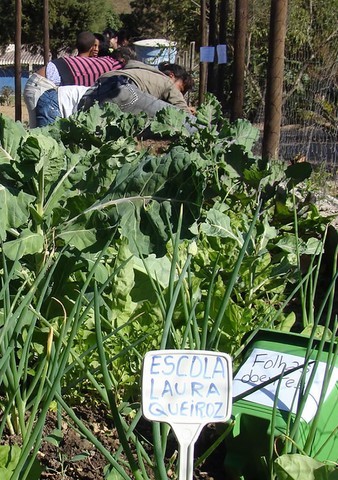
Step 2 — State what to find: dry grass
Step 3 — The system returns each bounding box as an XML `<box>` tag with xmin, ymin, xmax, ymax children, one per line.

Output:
<box><xmin>0</xmin><ymin>101</ymin><xmax>29</xmax><ymax>124</ymax></box>
<box><xmin>110</xmin><ymin>0</ymin><xmax>132</xmax><ymax>15</ymax></box>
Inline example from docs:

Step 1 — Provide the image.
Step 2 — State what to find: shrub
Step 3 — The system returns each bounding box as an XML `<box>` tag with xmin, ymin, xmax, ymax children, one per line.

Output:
<box><xmin>0</xmin><ymin>85</ymin><xmax>14</xmax><ymax>106</ymax></box>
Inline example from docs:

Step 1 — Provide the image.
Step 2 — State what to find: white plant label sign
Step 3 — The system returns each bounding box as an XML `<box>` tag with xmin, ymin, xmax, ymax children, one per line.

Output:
<box><xmin>233</xmin><ymin>347</ymin><xmax>338</xmax><ymax>422</ymax></box>
<box><xmin>142</xmin><ymin>350</ymin><xmax>232</xmax><ymax>423</ymax></box>
<box><xmin>142</xmin><ymin>350</ymin><xmax>232</xmax><ymax>480</ymax></box>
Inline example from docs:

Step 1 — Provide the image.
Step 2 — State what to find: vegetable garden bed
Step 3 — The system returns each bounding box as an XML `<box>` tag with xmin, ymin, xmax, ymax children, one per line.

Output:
<box><xmin>0</xmin><ymin>97</ymin><xmax>337</xmax><ymax>480</ymax></box>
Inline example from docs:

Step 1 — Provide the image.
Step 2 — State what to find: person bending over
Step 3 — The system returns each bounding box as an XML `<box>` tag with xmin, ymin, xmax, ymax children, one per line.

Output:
<box><xmin>158</xmin><ymin>62</ymin><xmax>194</xmax><ymax>95</ymax></box>
<box><xmin>79</xmin><ymin>59</ymin><xmax>195</xmax><ymax>121</ymax></box>
<box><xmin>158</xmin><ymin>62</ymin><xmax>195</xmax><ymax>113</ymax></box>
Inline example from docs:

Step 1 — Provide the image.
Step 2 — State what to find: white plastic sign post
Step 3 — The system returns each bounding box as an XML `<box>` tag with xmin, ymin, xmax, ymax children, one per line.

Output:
<box><xmin>142</xmin><ymin>350</ymin><xmax>232</xmax><ymax>480</ymax></box>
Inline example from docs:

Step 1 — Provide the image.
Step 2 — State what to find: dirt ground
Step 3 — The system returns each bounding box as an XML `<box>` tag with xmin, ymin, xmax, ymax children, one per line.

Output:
<box><xmin>2</xmin><ymin>405</ymin><xmax>227</xmax><ymax>480</ymax></box>
<box><xmin>0</xmin><ymin>102</ymin><xmax>29</xmax><ymax>124</ymax></box>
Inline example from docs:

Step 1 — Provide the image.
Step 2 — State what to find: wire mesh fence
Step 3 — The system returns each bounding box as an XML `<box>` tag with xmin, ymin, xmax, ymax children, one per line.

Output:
<box><xmin>177</xmin><ymin>0</ymin><xmax>337</xmax><ymax>179</ymax></box>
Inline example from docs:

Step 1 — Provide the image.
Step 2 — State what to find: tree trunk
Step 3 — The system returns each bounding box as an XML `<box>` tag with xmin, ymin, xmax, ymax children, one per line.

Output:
<box><xmin>207</xmin><ymin>0</ymin><xmax>217</xmax><ymax>94</ymax></box>
<box><xmin>15</xmin><ymin>0</ymin><xmax>22</xmax><ymax>122</ymax></box>
<box><xmin>231</xmin><ymin>0</ymin><xmax>248</xmax><ymax>122</ymax></box>
<box><xmin>217</xmin><ymin>0</ymin><xmax>229</xmax><ymax>108</ymax></box>
<box><xmin>199</xmin><ymin>0</ymin><xmax>208</xmax><ymax>105</ymax></box>
<box><xmin>43</xmin><ymin>0</ymin><xmax>50</xmax><ymax>65</ymax></box>
<box><xmin>262</xmin><ymin>0</ymin><xmax>288</xmax><ymax>160</ymax></box>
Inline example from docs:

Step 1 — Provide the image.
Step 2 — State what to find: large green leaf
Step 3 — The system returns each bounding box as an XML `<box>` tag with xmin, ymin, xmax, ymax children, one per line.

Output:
<box><xmin>94</xmin><ymin>146</ymin><xmax>205</xmax><ymax>255</ymax></box>
<box><xmin>2</xmin><ymin>229</ymin><xmax>44</xmax><ymax>260</ymax></box>
<box><xmin>195</xmin><ymin>94</ymin><xmax>223</xmax><ymax>128</ymax></box>
<box><xmin>201</xmin><ymin>207</ymin><xmax>244</xmax><ymax>246</ymax></box>
<box><xmin>274</xmin><ymin>453</ymin><xmax>338</xmax><ymax>480</ymax></box>
<box><xmin>0</xmin><ymin>445</ymin><xmax>42</xmax><ymax>480</ymax></box>
<box><xmin>118</xmin><ymin>199</ymin><xmax>172</xmax><ymax>255</ymax></box>
<box><xmin>114</xmin><ymin>146</ymin><xmax>202</xmax><ymax>197</ymax></box>
<box><xmin>0</xmin><ymin>445</ymin><xmax>21</xmax><ymax>472</ymax></box>
<box><xmin>57</xmin><ymin>227</ymin><xmax>97</xmax><ymax>250</ymax></box>
<box><xmin>133</xmin><ymin>253</ymin><xmax>173</xmax><ymax>288</ymax></box>
<box><xmin>42</xmin><ymin>152</ymin><xmax>87</xmax><ymax>220</ymax></box>
<box><xmin>286</xmin><ymin>162</ymin><xmax>313</xmax><ymax>188</ymax></box>
<box><xmin>0</xmin><ymin>115</ymin><xmax>27</xmax><ymax>164</ymax></box>
<box><xmin>18</xmin><ymin>134</ymin><xmax>65</xmax><ymax>184</ymax></box>
<box><xmin>151</xmin><ymin>107</ymin><xmax>192</xmax><ymax>137</ymax></box>
<box><xmin>229</xmin><ymin>119</ymin><xmax>260</xmax><ymax>154</ymax></box>
<box><xmin>0</xmin><ymin>186</ymin><xmax>35</xmax><ymax>241</ymax></box>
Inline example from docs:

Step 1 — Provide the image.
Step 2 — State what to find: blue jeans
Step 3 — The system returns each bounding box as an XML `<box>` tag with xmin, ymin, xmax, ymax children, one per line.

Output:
<box><xmin>23</xmin><ymin>73</ymin><xmax>57</xmax><ymax>128</ymax></box>
<box><xmin>36</xmin><ymin>89</ymin><xmax>61</xmax><ymax>127</ymax></box>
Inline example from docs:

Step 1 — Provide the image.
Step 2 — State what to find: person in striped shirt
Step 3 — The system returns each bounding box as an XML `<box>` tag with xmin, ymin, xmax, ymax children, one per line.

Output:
<box><xmin>34</xmin><ymin>47</ymin><xmax>136</xmax><ymax>127</ymax></box>
<box><xmin>43</xmin><ymin>54</ymin><xmax>121</xmax><ymax>87</ymax></box>
<box><xmin>76</xmin><ymin>31</ymin><xmax>97</xmax><ymax>58</ymax></box>
<box><xmin>23</xmin><ymin>31</ymin><xmax>122</xmax><ymax>128</ymax></box>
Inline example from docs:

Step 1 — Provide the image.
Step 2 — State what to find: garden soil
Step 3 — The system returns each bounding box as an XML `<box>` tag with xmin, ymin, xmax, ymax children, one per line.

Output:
<box><xmin>2</xmin><ymin>404</ymin><xmax>228</xmax><ymax>479</ymax></box>
<box><xmin>0</xmin><ymin>103</ymin><xmax>29</xmax><ymax>124</ymax></box>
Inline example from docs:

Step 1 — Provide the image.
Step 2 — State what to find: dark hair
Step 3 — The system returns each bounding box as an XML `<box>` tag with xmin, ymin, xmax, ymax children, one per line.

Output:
<box><xmin>94</xmin><ymin>33</ymin><xmax>105</xmax><ymax>42</ymax></box>
<box><xmin>117</xmin><ymin>29</ymin><xmax>130</xmax><ymax>46</ymax></box>
<box><xmin>94</xmin><ymin>32</ymin><xmax>110</xmax><ymax>56</ymax></box>
<box><xmin>76</xmin><ymin>31</ymin><xmax>95</xmax><ymax>54</ymax></box>
<box><xmin>158</xmin><ymin>62</ymin><xmax>194</xmax><ymax>94</ymax></box>
<box><xmin>102</xmin><ymin>28</ymin><xmax>118</xmax><ymax>40</ymax></box>
<box><xmin>110</xmin><ymin>46</ymin><xmax>137</xmax><ymax>64</ymax></box>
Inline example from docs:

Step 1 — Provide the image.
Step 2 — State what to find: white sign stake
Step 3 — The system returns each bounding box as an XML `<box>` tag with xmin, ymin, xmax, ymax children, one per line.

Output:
<box><xmin>171</xmin><ymin>423</ymin><xmax>203</xmax><ymax>480</ymax></box>
<box><xmin>142</xmin><ymin>350</ymin><xmax>232</xmax><ymax>480</ymax></box>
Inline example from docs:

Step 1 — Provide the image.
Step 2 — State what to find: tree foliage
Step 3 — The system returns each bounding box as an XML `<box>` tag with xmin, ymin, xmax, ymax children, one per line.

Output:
<box><xmin>226</xmin><ymin>0</ymin><xmax>338</xmax><ymax>119</ymax></box>
<box><xmin>0</xmin><ymin>0</ymin><xmax>115</xmax><ymax>57</ymax></box>
<box><xmin>126</xmin><ymin>0</ymin><xmax>337</xmax><ymax>123</ymax></box>
<box><xmin>128</xmin><ymin>0</ymin><xmax>200</xmax><ymax>47</ymax></box>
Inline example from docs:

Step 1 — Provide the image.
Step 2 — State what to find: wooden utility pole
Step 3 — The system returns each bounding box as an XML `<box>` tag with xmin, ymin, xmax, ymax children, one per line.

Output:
<box><xmin>231</xmin><ymin>0</ymin><xmax>248</xmax><ymax>121</ymax></box>
<box><xmin>207</xmin><ymin>0</ymin><xmax>217</xmax><ymax>94</ymax></box>
<box><xmin>262</xmin><ymin>0</ymin><xmax>288</xmax><ymax>160</ymax></box>
<box><xmin>43</xmin><ymin>0</ymin><xmax>50</xmax><ymax>64</ymax></box>
<box><xmin>217</xmin><ymin>0</ymin><xmax>229</xmax><ymax>107</ymax></box>
<box><xmin>199</xmin><ymin>0</ymin><xmax>208</xmax><ymax>105</ymax></box>
<box><xmin>15</xmin><ymin>0</ymin><xmax>22</xmax><ymax>122</ymax></box>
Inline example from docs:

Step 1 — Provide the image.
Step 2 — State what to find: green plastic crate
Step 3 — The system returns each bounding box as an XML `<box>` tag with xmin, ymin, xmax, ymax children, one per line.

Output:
<box><xmin>224</xmin><ymin>329</ymin><xmax>338</xmax><ymax>479</ymax></box>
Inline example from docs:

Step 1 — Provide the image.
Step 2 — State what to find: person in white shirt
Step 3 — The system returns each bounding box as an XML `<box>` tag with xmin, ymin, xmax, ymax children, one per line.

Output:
<box><xmin>33</xmin><ymin>47</ymin><xmax>135</xmax><ymax>127</ymax></box>
<box><xmin>34</xmin><ymin>85</ymin><xmax>89</xmax><ymax>126</ymax></box>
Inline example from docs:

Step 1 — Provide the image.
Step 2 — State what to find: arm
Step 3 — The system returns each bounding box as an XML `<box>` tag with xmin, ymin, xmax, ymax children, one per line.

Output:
<box><xmin>36</xmin><ymin>66</ymin><xmax>46</xmax><ymax>77</ymax></box>
<box><xmin>163</xmin><ymin>84</ymin><xmax>192</xmax><ymax>113</ymax></box>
